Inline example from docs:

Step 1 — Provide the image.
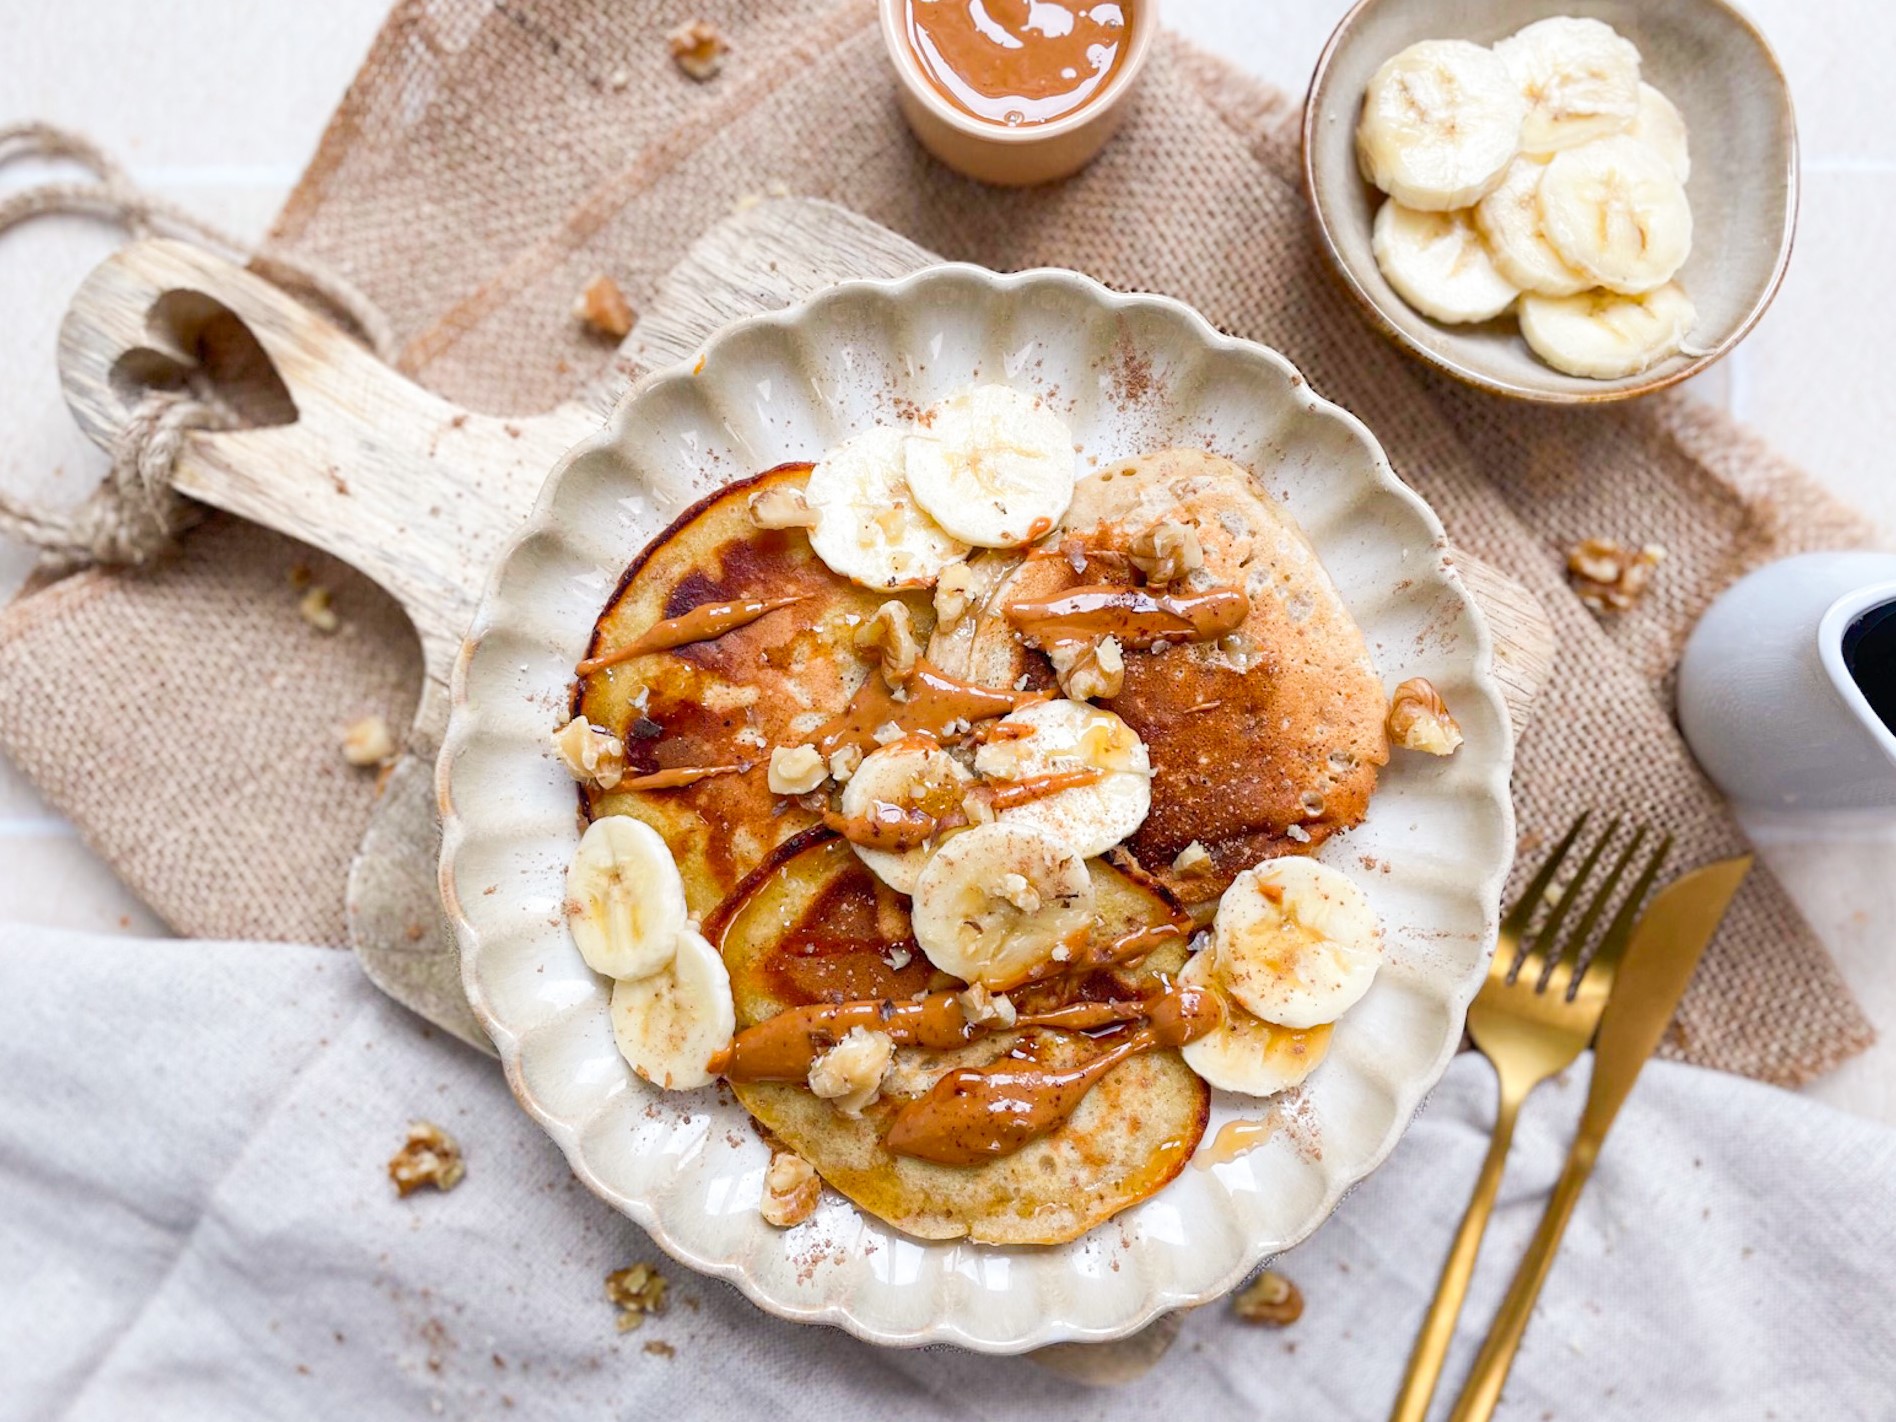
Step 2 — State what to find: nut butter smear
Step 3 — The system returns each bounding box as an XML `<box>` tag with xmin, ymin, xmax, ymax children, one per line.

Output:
<box><xmin>1005</xmin><ymin>583</ymin><xmax>1250</xmax><ymax>649</ymax></box>
<box><xmin>904</xmin><ymin>0</ymin><xmax>1131</xmax><ymax>127</ymax></box>
<box><xmin>576</xmin><ymin>594</ymin><xmax>807</xmax><ymax>676</ymax></box>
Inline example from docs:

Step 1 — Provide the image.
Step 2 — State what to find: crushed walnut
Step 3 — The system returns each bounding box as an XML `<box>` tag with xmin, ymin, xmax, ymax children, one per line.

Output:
<box><xmin>388</xmin><ymin>1121</ymin><xmax>465</xmax><ymax>1197</ymax></box>
<box><xmin>760</xmin><ymin>1149</ymin><xmax>822</xmax><ymax>1228</ymax></box>
<box><xmin>1233</xmin><ymin>1270</ymin><xmax>1303</xmax><ymax>1326</ymax></box>
<box><xmin>1130</xmin><ymin>520</ymin><xmax>1205</xmax><ymax>586</ymax></box>
<box><xmin>667</xmin><ymin>20</ymin><xmax>727</xmax><ymax>80</ymax></box>
<box><xmin>1049</xmin><ymin>635</ymin><xmax>1124</xmax><ymax>701</ymax></box>
<box><xmin>552</xmin><ymin>715</ymin><xmax>627</xmax><ymax>789</ymax></box>
<box><xmin>807</xmin><ymin>1026</ymin><xmax>894</xmax><ymax>1117</ymax></box>
<box><xmin>747</xmin><ymin>483</ymin><xmax>818</xmax><ymax>530</ymax></box>
<box><xmin>768</xmin><ymin>744</ymin><xmax>827</xmax><ymax>795</ymax></box>
<box><xmin>933</xmin><ymin>561</ymin><xmax>976</xmax><ymax>625</ymax></box>
<box><xmin>855</xmin><ymin>601</ymin><xmax>919</xmax><ymax>689</ymax></box>
<box><xmin>957</xmin><ymin>982</ymin><xmax>1017</xmax><ymax>1028</ymax></box>
<box><xmin>995</xmin><ymin>871</ymin><xmax>1042</xmax><ymax>915</ymax></box>
<box><xmin>605</xmin><ymin>1263</ymin><xmax>669</xmax><ymax>1332</ymax></box>
<box><xmin>299</xmin><ymin>585</ymin><xmax>340</xmax><ymax>633</ymax></box>
<box><xmin>342</xmin><ymin>715</ymin><xmax>397</xmax><ymax>768</ymax></box>
<box><xmin>1567</xmin><ymin>538</ymin><xmax>1666</xmax><ymax>613</ymax></box>
<box><xmin>1386</xmin><ymin>677</ymin><xmax>1464</xmax><ymax>756</ymax></box>
<box><xmin>1171</xmin><ymin>840</ymin><xmax>1215</xmax><ymax>877</ymax></box>
<box><xmin>827</xmin><ymin>742</ymin><xmax>863</xmax><ymax>783</ymax></box>
<box><xmin>574</xmin><ymin>274</ymin><xmax>635</xmax><ymax>339</ymax></box>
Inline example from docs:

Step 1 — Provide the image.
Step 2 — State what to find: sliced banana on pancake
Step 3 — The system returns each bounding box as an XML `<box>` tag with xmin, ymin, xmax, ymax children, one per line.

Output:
<box><xmin>837</xmin><ymin>736</ymin><xmax>973</xmax><ymax>893</ymax></box>
<box><xmin>609</xmin><ymin>929</ymin><xmax>735</xmax><ymax>1090</ymax></box>
<box><xmin>973</xmin><ymin>699</ymin><xmax>1151</xmax><ymax>858</ymax></box>
<box><xmin>1214</xmin><ymin>859</ymin><xmax>1382</xmax><ymax>1030</ymax></box>
<box><xmin>805</xmin><ymin>424</ymin><xmax>969</xmax><ymax>591</ymax></box>
<box><xmin>904</xmin><ymin>385</ymin><xmax>1076</xmax><ymax>548</ymax></box>
<box><xmin>1178</xmin><ymin>950</ymin><xmax>1334</xmax><ymax>1096</ymax></box>
<box><xmin>565</xmin><ymin>816</ymin><xmax>689</xmax><ymax>980</ymax></box>
<box><xmin>910</xmin><ymin>821</ymin><xmax>1094</xmax><ymax>989</ymax></box>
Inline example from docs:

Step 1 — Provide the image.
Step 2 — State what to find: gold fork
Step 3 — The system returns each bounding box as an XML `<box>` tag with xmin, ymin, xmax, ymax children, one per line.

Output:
<box><xmin>1388</xmin><ymin>814</ymin><xmax>1672</xmax><ymax>1422</ymax></box>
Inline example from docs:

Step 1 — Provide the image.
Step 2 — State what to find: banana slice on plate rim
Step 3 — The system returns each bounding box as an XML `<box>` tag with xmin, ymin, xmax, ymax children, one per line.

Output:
<box><xmin>904</xmin><ymin>385</ymin><xmax>1078</xmax><ymax>549</ymax></box>
<box><xmin>805</xmin><ymin>424</ymin><xmax>969</xmax><ymax>591</ymax></box>
<box><xmin>565</xmin><ymin>815</ymin><xmax>690</xmax><ymax>981</ymax></box>
<box><xmin>1212</xmin><ymin>858</ymin><xmax>1383</xmax><ymax>1031</ymax></box>
<box><xmin>1178</xmin><ymin>950</ymin><xmax>1335</xmax><ymax>1097</ymax></box>
<box><xmin>609</xmin><ymin>929</ymin><xmax>736</xmax><ymax>1091</ymax></box>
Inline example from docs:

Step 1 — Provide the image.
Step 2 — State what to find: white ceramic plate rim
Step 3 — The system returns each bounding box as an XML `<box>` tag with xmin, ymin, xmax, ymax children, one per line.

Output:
<box><xmin>438</xmin><ymin>264</ymin><xmax>1515</xmax><ymax>1352</ymax></box>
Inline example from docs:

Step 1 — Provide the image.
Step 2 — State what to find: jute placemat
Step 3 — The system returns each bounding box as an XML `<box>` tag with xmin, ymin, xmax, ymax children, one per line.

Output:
<box><xmin>0</xmin><ymin>0</ymin><xmax>1878</xmax><ymax>1084</ymax></box>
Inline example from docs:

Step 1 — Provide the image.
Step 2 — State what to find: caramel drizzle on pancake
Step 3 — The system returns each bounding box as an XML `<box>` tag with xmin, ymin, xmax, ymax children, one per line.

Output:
<box><xmin>576</xmin><ymin>594</ymin><xmax>808</xmax><ymax>675</ymax></box>
<box><xmin>1003</xmin><ymin>583</ymin><xmax>1249</xmax><ymax>649</ymax></box>
<box><xmin>813</xmin><ymin>658</ymin><xmax>1047</xmax><ymax>756</ymax></box>
<box><xmin>981</xmin><ymin>767</ymin><xmax>1104</xmax><ymax>811</ymax></box>
<box><xmin>617</xmin><ymin>763</ymin><xmax>748</xmax><ymax>791</ymax></box>
<box><xmin>822</xmin><ymin>802</ymin><xmax>939</xmax><ymax>852</ymax></box>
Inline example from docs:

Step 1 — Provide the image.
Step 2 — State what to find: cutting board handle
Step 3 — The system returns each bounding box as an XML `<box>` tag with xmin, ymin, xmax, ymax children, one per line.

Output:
<box><xmin>57</xmin><ymin>238</ymin><xmax>596</xmax><ymax>682</ymax></box>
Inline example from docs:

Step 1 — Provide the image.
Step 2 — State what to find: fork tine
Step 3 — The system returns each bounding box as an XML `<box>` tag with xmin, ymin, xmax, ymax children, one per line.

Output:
<box><xmin>1570</xmin><ymin>832</ymin><xmax>1674</xmax><ymax>1002</ymax></box>
<box><xmin>1518</xmin><ymin>819</ymin><xmax>1619</xmax><ymax>989</ymax></box>
<box><xmin>1545</xmin><ymin>826</ymin><xmax>1647</xmax><ymax>998</ymax></box>
<box><xmin>1500</xmin><ymin>813</ymin><xmax>1590</xmax><ymax>945</ymax></box>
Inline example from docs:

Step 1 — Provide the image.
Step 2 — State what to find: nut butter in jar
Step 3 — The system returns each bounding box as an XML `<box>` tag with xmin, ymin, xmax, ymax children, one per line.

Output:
<box><xmin>879</xmin><ymin>0</ymin><xmax>1157</xmax><ymax>186</ymax></box>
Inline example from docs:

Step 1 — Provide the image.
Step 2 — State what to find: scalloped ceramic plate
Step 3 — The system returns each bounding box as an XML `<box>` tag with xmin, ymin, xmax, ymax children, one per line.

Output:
<box><xmin>438</xmin><ymin>266</ymin><xmax>1515</xmax><ymax>1353</ymax></box>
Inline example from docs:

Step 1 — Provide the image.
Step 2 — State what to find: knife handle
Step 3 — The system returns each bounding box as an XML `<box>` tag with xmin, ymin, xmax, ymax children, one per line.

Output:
<box><xmin>1446</xmin><ymin>1139</ymin><xmax>1601</xmax><ymax>1422</ymax></box>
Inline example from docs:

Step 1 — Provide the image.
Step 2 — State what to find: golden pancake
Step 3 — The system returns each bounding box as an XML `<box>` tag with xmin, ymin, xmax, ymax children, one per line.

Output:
<box><xmin>934</xmin><ymin>448</ymin><xmax>1388</xmax><ymax>906</ymax></box>
<box><xmin>715</xmin><ymin>833</ymin><xmax>1209</xmax><ymax>1245</ymax></box>
<box><xmin>576</xmin><ymin>465</ymin><xmax>934</xmax><ymax>920</ymax></box>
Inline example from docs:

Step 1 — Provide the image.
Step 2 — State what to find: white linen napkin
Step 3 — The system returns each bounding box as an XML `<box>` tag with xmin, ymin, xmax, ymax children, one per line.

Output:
<box><xmin>2</xmin><ymin>924</ymin><xmax>1891</xmax><ymax>1421</ymax></box>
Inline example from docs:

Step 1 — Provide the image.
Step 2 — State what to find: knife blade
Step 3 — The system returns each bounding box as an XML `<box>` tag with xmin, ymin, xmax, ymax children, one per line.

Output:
<box><xmin>1580</xmin><ymin>855</ymin><xmax>1753</xmax><ymax>1138</ymax></box>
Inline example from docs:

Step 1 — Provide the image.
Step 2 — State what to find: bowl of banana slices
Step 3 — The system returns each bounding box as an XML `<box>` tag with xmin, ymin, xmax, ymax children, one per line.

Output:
<box><xmin>1303</xmin><ymin>0</ymin><xmax>1797</xmax><ymax>402</ymax></box>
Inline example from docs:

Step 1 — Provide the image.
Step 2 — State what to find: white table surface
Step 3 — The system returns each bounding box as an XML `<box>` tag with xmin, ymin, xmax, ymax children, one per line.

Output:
<box><xmin>0</xmin><ymin>0</ymin><xmax>1890</xmax><ymax>1121</ymax></box>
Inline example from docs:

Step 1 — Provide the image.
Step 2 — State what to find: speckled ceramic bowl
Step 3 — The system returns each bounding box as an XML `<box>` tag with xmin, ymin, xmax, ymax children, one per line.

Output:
<box><xmin>1304</xmin><ymin>0</ymin><xmax>1797</xmax><ymax>403</ymax></box>
<box><xmin>437</xmin><ymin>265</ymin><xmax>1514</xmax><ymax>1352</ymax></box>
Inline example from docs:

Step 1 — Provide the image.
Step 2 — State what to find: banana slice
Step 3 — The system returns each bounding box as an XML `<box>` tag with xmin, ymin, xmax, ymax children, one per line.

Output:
<box><xmin>972</xmin><ymin>699</ymin><xmax>1151</xmax><ymax>858</ymax></box>
<box><xmin>805</xmin><ymin>424</ymin><xmax>969</xmax><ymax>591</ymax></box>
<box><xmin>1538</xmin><ymin>135</ymin><xmax>1691</xmax><ymax>294</ymax></box>
<box><xmin>1178</xmin><ymin>950</ymin><xmax>1334</xmax><ymax>1097</ymax></box>
<box><xmin>1494</xmin><ymin>16</ymin><xmax>1641</xmax><ymax>155</ymax></box>
<box><xmin>1518</xmin><ymin>282</ymin><xmax>1696</xmax><ymax>380</ymax></box>
<box><xmin>1372</xmin><ymin>201</ymin><xmax>1520</xmax><ymax>324</ymax></box>
<box><xmin>1213</xmin><ymin>858</ymin><xmax>1382</xmax><ymax>1030</ymax></box>
<box><xmin>909</xmin><ymin>821</ymin><xmax>1094</xmax><ymax>989</ymax></box>
<box><xmin>904</xmin><ymin>385</ymin><xmax>1077</xmax><ymax>548</ymax></box>
<box><xmin>1473</xmin><ymin>157</ymin><xmax>1591</xmax><ymax>297</ymax></box>
<box><xmin>1628</xmin><ymin>82</ymin><xmax>1690</xmax><ymax>183</ymax></box>
<box><xmin>609</xmin><ymin>929</ymin><xmax>735</xmax><ymax>1091</ymax></box>
<box><xmin>565</xmin><ymin>815</ymin><xmax>689</xmax><ymax>981</ymax></box>
<box><xmin>838</xmin><ymin>736</ymin><xmax>973</xmax><ymax>893</ymax></box>
<box><xmin>1355</xmin><ymin>40</ymin><xmax>1526</xmax><ymax>211</ymax></box>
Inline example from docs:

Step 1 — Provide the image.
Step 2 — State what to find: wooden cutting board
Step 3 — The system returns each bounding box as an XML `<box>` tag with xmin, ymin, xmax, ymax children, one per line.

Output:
<box><xmin>57</xmin><ymin>198</ymin><xmax>1553</xmax><ymax>1376</ymax></box>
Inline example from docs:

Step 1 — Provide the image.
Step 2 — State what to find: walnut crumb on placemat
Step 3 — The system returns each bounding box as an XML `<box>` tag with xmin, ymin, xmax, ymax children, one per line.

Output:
<box><xmin>388</xmin><ymin>1121</ymin><xmax>465</xmax><ymax>1197</ymax></box>
<box><xmin>1232</xmin><ymin>1270</ymin><xmax>1303</xmax><ymax>1326</ymax></box>
<box><xmin>1567</xmin><ymin>538</ymin><xmax>1666</xmax><ymax>613</ymax></box>
<box><xmin>667</xmin><ymin>20</ymin><xmax>726</xmax><ymax>81</ymax></box>
<box><xmin>605</xmin><ymin>1263</ymin><xmax>669</xmax><ymax>1332</ymax></box>
<box><xmin>574</xmin><ymin>274</ymin><xmax>634</xmax><ymax>339</ymax></box>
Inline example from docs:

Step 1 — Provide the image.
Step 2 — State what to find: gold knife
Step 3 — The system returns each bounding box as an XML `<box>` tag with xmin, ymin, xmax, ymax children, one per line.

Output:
<box><xmin>1447</xmin><ymin>855</ymin><xmax>1754</xmax><ymax>1422</ymax></box>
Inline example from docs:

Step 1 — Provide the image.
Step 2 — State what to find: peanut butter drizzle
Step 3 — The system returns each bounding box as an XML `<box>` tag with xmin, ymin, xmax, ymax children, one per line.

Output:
<box><xmin>715</xmin><ymin>993</ymin><xmax>977</xmax><ymax>1082</ymax></box>
<box><xmin>822</xmin><ymin>802</ymin><xmax>940</xmax><ymax>852</ymax></box>
<box><xmin>1004</xmin><ymin>583</ymin><xmax>1250</xmax><ymax>650</ymax></box>
<box><xmin>576</xmin><ymin>594</ymin><xmax>807</xmax><ymax>676</ymax></box>
<box><xmin>982</xmin><ymin>767</ymin><xmax>1103</xmax><ymax>811</ymax></box>
<box><xmin>1010</xmin><ymin>917</ymin><xmax>1190</xmax><ymax>992</ymax></box>
<box><xmin>814</xmin><ymin>658</ymin><xmax>1046</xmax><ymax>757</ymax></box>
<box><xmin>616</xmin><ymin>763</ymin><xmax>746</xmax><ymax>790</ymax></box>
<box><xmin>883</xmin><ymin>983</ymin><xmax>1223</xmax><ymax>1166</ymax></box>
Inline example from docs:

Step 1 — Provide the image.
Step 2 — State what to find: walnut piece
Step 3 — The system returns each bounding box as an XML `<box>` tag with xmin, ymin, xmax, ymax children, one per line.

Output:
<box><xmin>574</xmin><ymin>273</ymin><xmax>634</xmax><ymax>340</ymax></box>
<box><xmin>552</xmin><ymin>715</ymin><xmax>626</xmax><ymax>789</ymax></box>
<box><xmin>1233</xmin><ymin>1270</ymin><xmax>1303</xmax><ymax>1326</ymax></box>
<box><xmin>957</xmin><ymin>981</ymin><xmax>1017</xmax><ymax>1028</ymax></box>
<box><xmin>1049</xmin><ymin>635</ymin><xmax>1124</xmax><ymax>701</ymax></box>
<box><xmin>605</xmin><ymin>1262</ymin><xmax>668</xmax><ymax>1332</ymax></box>
<box><xmin>342</xmin><ymin>715</ymin><xmax>397</xmax><ymax>768</ymax></box>
<box><xmin>747</xmin><ymin>483</ymin><xmax>818</xmax><ymax>530</ymax></box>
<box><xmin>995</xmin><ymin>871</ymin><xmax>1042</xmax><ymax>915</ymax></box>
<box><xmin>807</xmin><ymin>1026</ymin><xmax>894</xmax><ymax>1117</ymax></box>
<box><xmin>667</xmin><ymin>20</ymin><xmax>727</xmax><ymax>80</ymax></box>
<box><xmin>854</xmin><ymin>600</ymin><xmax>919</xmax><ymax>689</ymax></box>
<box><xmin>299</xmin><ymin>585</ymin><xmax>340</xmax><ymax>633</ymax></box>
<box><xmin>1171</xmin><ymin>840</ymin><xmax>1215</xmax><ymax>877</ymax></box>
<box><xmin>1129</xmin><ymin>520</ymin><xmax>1204</xmax><ymax>585</ymax></box>
<box><xmin>767</xmin><ymin>744</ymin><xmax>827</xmax><ymax>795</ymax></box>
<box><xmin>1386</xmin><ymin>677</ymin><xmax>1464</xmax><ymax>756</ymax></box>
<box><xmin>760</xmin><ymin>1150</ymin><xmax>822</xmax><ymax>1228</ymax></box>
<box><xmin>933</xmin><ymin>561</ymin><xmax>976</xmax><ymax>625</ymax></box>
<box><xmin>1566</xmin><ymin>538</ymin><xmax>1666</xmax><ymax>613</ymax></box>
<box><xmin>388</xmin><ymin>1121</ymin><xmax>465</xmax><ymax>1197</ymax></box>
<box><xmin>827</xmin><ymin>742</ymin><xmax>863</xmax><ymax>783</ymax></box>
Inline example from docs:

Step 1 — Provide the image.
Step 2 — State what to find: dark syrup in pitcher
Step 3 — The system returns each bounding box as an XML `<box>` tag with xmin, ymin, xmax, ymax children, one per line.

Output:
<box><xmin>1844</xmin><ymin>598</ymin><xmax>1896</xmax><ymax>733</ymax></box>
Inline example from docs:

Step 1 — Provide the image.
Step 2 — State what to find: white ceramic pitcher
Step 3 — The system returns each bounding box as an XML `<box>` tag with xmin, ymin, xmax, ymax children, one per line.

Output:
<box><xmin>1678</xmin><ymin>552</ymin><xmax>1896</xmax><ymax>810</ymax></box>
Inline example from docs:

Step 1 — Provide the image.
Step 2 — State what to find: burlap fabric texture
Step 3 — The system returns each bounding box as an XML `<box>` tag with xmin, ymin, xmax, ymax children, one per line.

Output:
<box><xmin>0</xmin><ymin>0</ymin><xmax>1879</xmax><ymax>1084</ymax></box>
